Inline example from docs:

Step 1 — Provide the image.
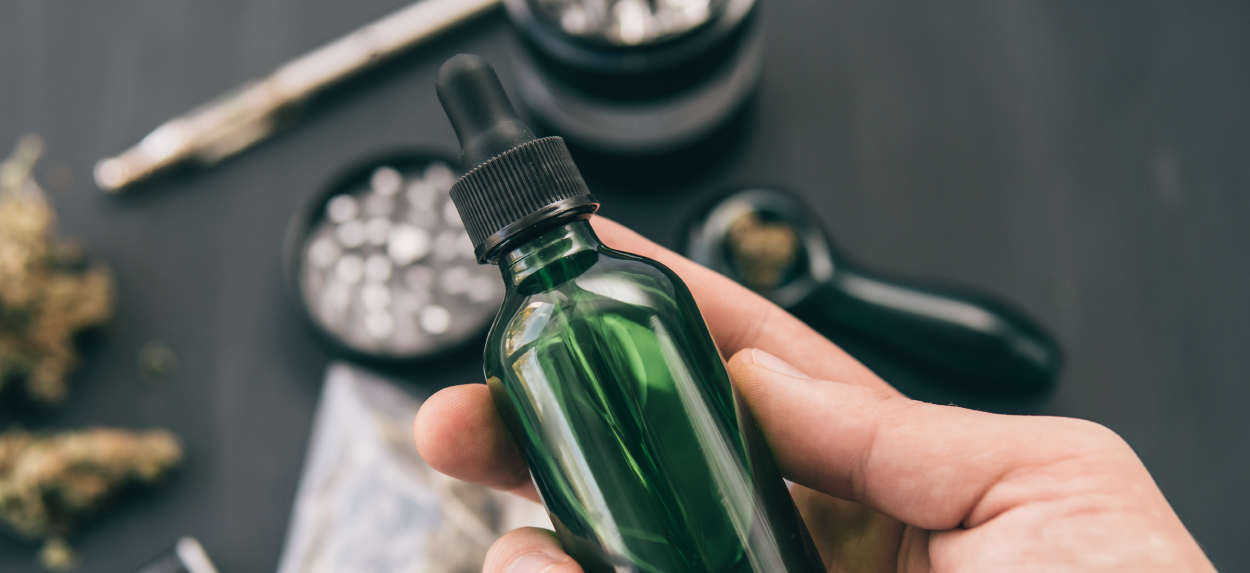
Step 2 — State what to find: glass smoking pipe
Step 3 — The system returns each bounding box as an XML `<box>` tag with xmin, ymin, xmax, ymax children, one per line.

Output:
<box><xmin>686</xmin><ymin>188</ymin><xmax>1062</xmax><ymax>392</ymax></box>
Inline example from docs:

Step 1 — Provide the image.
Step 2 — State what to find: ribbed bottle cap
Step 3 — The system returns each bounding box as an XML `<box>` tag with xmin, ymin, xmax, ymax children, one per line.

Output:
<box><xmin>437</xmin><ymin>54</ymin><xmax>599</xmax><ymax>264</ymax></box>
<box><xmin>450</xmin><ymin>136</ymin><xmax>597</xmax><ymax>263</ymax></box>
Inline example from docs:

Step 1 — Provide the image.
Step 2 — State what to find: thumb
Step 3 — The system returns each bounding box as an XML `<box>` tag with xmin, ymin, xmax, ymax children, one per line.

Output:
<box><xmin>484</xmin><ymin>527</ymin><xmax>583</xmax><ymax>573</ymax></box>
<box><xmin>729</xmin><ymin>348</ymin><xmax>1146</xmax><ymax>531</ymax></box>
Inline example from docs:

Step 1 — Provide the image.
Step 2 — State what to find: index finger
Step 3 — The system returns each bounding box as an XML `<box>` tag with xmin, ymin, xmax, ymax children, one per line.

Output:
<box><xmin>590</xmin><ymin>216</ymin><xmax>897</xmax><ymax>395</ymax></box>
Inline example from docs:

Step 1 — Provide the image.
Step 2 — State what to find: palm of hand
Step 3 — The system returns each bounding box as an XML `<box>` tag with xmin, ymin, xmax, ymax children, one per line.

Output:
<box><xmin>792</xmin><ymin>445</ymin><xmax>1203</xmax><ymax>573</ymax></box>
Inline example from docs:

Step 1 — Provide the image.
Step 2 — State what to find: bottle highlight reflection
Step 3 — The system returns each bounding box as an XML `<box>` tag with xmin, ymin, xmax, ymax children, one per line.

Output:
<box><xmin>485</xmin><ymin>220</ymin><xmax>821</xmax><ymax>572</ymax></box>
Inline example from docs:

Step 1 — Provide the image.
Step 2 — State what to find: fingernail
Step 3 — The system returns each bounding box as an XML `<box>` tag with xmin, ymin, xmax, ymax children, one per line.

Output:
<box><xmin>507</xmin><ymin>552</ymin><xmax>564</xmax><ymax>573</ymax></box>
<box><xmin>749</xmin><ymin>349</ymin><xmax>811</xmax><ymax>379</ymax></box>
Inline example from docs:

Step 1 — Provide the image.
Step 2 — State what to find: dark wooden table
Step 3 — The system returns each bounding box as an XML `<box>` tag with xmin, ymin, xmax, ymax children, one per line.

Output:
<box><xmin>1</xmin><ymin>1</ymin><xmax>1246</xmax><ymax>571</ymax></box>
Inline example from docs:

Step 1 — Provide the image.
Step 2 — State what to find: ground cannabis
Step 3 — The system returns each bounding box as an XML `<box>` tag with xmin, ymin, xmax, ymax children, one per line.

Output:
<box><xmin>726</xmin><ymin>211</ymin><xmax>801</xmax><ymax>292</ymax></box>
<box><xmin>0</xmin><ymin>135</ymin><xmax>115</xmax><ymax>404</ymax></box>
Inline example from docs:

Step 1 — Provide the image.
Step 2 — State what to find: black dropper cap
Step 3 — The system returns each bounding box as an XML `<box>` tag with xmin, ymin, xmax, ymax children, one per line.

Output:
<box><xmin>437</xmin><ymin>54</ymin><xmax>598</xmax><ymax>264</ymax></box>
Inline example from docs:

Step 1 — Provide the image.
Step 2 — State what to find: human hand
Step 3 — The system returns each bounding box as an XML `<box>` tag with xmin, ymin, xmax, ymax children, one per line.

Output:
<box><xmin>414</xmin><ymin>217</ymin><xmax>1215</xmax><ymax>573</ymax></box>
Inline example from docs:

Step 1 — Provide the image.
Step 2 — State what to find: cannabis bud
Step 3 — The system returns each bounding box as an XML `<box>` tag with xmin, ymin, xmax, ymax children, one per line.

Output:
<box><xmin>0</xmin><ymin>428</ymin><xmax>184</xmax><ymax>569</ymax></box>
<box><xmin>725</xmin><ymin>212</ymin><xmax>800</xmax><ymax>292</ymax></box>
<box><xmin>0</xmin><ymin>135</ymin><xmax>115</xmax><ymax>403</ymax></box>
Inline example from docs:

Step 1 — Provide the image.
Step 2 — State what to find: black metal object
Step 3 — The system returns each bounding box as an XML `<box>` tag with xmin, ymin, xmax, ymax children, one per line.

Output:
<box><xmin>686</xmin><ymin>189</ymin><xmax>1063</xmax><ymax>392</ymax></box>
<box><xmin>505</xmin><ymin>0</ymin><xmax>763</xmax><ymax>155</ymax></box>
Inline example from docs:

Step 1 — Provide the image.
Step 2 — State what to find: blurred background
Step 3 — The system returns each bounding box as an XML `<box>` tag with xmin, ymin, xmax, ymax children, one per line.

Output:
<box><xmin>0</xmin><ymin>0</ymin><xmax>1247</xmax><ymax>571</ymax></box>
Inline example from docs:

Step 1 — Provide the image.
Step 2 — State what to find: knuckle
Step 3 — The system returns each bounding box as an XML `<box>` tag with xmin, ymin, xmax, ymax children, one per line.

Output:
<box><xmin>1056</xmin><ymin>417</ymin><xmax>1133</xmax><ymax>456</ymax></box>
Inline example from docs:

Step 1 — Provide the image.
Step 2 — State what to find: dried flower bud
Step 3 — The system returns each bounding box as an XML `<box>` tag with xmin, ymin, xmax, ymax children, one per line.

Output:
<box><xmin>0</xmin><ymin>427</ymin><xmax>183</xmax><ymax>541</ymax></box>
<box><xmin>0</xmin><ymin>135</ymin><xmax>115</xmax><ymax>404</ymax></box>
<box><xmin>726</xmin><ymin>212</ymin><xmax>800</xmax><ymax>292</ymax></box>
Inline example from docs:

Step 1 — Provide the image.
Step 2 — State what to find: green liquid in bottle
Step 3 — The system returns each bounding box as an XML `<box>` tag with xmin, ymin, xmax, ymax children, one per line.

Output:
<box><xmin>485</xmin><ymin>221</ymin><xmax>823</xmax><ymax>573</ymax></box>
<box><xmin>432</xmin><ymin>52</ymin><xmax>821</xmax><ymax>573</ymax></box>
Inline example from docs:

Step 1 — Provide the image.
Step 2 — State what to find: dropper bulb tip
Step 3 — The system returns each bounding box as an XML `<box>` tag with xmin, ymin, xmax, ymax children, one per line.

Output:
<box><xmin>436</xmin><ymin>54</ymin><xmax>537</xmax><ymax>170</ymax></box>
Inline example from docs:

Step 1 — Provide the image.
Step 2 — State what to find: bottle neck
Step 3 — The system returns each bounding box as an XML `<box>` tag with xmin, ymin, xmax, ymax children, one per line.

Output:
<box><xmin>499</xmin><ymin>219</ymin><xmax>602</xmax><ymax>291</ymax></box>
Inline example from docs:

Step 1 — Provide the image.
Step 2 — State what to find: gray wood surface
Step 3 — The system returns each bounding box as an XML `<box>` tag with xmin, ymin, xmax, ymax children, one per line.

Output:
<box><xmin>0</xmin><ymin>1</ymin><xmax>1246</xmax><ymax>571</ymax></box>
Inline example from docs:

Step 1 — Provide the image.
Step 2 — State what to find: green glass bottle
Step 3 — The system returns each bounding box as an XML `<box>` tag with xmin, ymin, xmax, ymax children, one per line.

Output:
<box><xmin>437</xmin><ymin>54</ymin><xmax>824</xmax><ymax>573</ymax></box>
